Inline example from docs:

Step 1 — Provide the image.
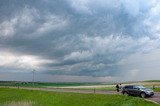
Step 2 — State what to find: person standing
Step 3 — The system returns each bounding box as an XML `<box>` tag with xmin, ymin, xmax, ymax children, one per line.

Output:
<box><xmin>116</xmin><ymin>84</ymin><xmax>120</xmax><ymax>92</ymax></box>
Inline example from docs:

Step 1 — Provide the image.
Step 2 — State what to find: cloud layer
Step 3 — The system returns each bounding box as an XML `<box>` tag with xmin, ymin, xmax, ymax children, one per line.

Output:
<box><xmin>0</xmin><ymin>0</ymin><xmax>160</xmax><ymax>82</ymax></box>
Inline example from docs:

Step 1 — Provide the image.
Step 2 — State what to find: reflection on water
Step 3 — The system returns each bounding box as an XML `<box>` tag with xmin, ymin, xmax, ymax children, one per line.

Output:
<box><xmin>1</xmin><ymin>101</ymin><xmax>36</xmax><ymax>106</ymax></box>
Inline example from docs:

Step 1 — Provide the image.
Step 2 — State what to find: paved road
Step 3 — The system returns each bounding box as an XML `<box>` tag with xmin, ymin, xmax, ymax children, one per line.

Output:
<box><xmin>1</xmin><ymin>87</ymin><xmax>160</xmax><ymax>104</ymax></box>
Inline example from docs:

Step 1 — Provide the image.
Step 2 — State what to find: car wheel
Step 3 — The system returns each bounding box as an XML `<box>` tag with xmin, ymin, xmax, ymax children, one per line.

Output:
<box><xmin>123</xmin><ymin>92</ymin><xmax>129</xmax><ymax>96</ymax></box>
<box><xmin>140</xmin><ymin>92</ymin><xmax>146</xmax><ymax>98</ymax></box>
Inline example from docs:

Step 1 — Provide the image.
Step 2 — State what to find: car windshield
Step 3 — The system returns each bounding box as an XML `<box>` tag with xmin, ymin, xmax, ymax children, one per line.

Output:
<box><xmin>137</xmin><ymin>86</ymin><xmax>145</xmax><ymax>88</ymax></box>
<box><xmin>136</xmin><ymin>85</ymin><xmax>146</xmax><ymax>89</ymax></box>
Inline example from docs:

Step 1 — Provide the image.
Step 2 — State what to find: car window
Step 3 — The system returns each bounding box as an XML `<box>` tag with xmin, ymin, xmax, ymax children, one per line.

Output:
<box><xmin>136</xmin><ymin>86</ymin><xmax>145</xmax><ymax>89</ymax></box>
<box><xmin>125</xmin><ymin>86</ymin><xmax>133</xmax><ymax>89</ymax></box>
<box><xmin>133</xmin><ymin>86</ymin><xmax>139</xmax><ymax>89</ymax></box>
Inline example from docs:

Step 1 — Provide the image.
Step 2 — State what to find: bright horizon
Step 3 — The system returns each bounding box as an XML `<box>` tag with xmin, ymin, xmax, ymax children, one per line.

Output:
<box><xmin>0</xmin><ymin>0</ymin><xmax>160</xmax><ymax>82</ymax></box>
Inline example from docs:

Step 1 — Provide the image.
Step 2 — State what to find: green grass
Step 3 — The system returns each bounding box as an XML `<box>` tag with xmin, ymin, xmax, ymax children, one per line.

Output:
<box><xmin>0</xmin><ymin>82</ymin><xmax>107</xmax><ymax>87</ymax></box>
<box><xmin>154</xmin><ymin>88</ymin><xmax>160</xmax><ymax>92</ymax></box>
<box><xmin>0</xmin><ymin>88</ymin><xmax>159</xmax><ymax>106</ymax></box>
<box><xmin>144</xmin><ymin>80</ymin><xmax>160</xmax><ymax>82</ymax></box>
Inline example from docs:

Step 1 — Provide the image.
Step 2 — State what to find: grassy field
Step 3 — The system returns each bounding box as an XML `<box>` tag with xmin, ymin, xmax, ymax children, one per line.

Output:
<box><xmin>1</xmin><ymin>81</ymin><xmax>160</xmax><ymax>93</ymax></box>
<box><xmin>144</xmin><ymin>80</ymin><xmax>160</xmax><ymax>82</ymax></box>
<box><xmin>0</xmin><ymin>88</ymin><xmax>159</xmax><ymax>106</ymax></box>
<box><xmin>0</xmin><ymin>81</ymin><xmax>107</xmax><ymax>87</ymax></box>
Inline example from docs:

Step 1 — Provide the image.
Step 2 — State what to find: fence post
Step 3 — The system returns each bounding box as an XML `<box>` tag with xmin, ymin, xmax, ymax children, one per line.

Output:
<box><xmin>94</xmin><ymin>88</ymin><xmax>95</xmax><ymax>94</ymax></box>
<box><xmin>153</xmin><ymin>85</ymin><xmax>155</xmax><ymax>89</ymax></box>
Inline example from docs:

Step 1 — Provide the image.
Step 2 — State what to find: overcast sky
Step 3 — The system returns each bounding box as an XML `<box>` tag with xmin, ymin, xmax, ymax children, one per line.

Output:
<box><xmin>0</xmin><ymin>0</ymin><xmax>160</xmax><ymax>82</ymax></box>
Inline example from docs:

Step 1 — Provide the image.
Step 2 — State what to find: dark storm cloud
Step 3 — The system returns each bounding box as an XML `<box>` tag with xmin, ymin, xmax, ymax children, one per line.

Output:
<box><xmin>0</xmin><ymin>0</ymin><xmax>160</xmax><ymax>81</ymax></box>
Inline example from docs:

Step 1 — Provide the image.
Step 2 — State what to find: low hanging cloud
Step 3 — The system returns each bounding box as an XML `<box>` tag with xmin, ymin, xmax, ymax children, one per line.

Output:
<box><xmin>0</xmin><ymin>0</ymin><xmax>160</xmax><ymax>82</ymax></box>
<box><xmin>0</xmin><ymin>51</ymin><xmax>53</xmax><ymax>72</ymax></box>
<box><xmin>64</xmin><ymin>51</ymin><xmax>93</xmax><ymax>61</ymax></box>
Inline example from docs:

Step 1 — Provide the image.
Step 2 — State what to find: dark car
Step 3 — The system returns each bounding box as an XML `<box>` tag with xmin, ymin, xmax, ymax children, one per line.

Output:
<box><xmin>121</xmin><ymin>85</ymin><xmax>154</xmax><ymax>98</ymax></box>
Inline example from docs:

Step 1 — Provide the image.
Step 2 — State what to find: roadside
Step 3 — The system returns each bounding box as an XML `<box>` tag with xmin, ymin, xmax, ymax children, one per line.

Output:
<box><xmin>1</xmin><ymin>86</ymin><xmax>160</xmax><ymax>104</ymax></box>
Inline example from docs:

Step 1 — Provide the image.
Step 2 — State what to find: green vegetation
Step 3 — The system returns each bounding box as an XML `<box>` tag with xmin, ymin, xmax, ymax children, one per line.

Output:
<box><xmin>0</xmin><ymin>81</ymin><xmax>107</xmax><ymax>87</ymax></box>
<box><xmin>144</xmin><ymin>80</ymin><xmax>160</xmax><ymax>82</ymax></box>
<box><xmin>0</xmin><ymin>88</ymin><xmax>159</xmax><ymax>106</ymax></box>
<box><xmin>154</xmin><ymin>88</ymin><xmax>160</xmax><ymax>92</ymax></box>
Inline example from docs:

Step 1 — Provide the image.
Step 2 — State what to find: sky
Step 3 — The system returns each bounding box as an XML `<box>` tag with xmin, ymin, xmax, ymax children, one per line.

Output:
<box><xmin>0</xmin><ymin>0</ymin><xmax>160</xmax><ymax>82</ymax></box>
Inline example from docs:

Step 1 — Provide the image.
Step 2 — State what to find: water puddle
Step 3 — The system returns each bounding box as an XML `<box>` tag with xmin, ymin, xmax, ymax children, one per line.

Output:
<box><xmin>0</xmin><ymin>101</ymin><xmax>36</xmax><ymax>106</ymax></box>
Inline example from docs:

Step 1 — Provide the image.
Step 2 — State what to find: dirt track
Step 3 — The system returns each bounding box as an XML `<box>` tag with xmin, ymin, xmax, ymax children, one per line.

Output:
<box><xmin>1</xmin><ymin>86</ymin><xmax>160</xmax><ymax>104</ymax></box>
<box><xmin>147</xmin><ymin>92</ymin><xmax>160</xmax><ymax>104</ymax></box>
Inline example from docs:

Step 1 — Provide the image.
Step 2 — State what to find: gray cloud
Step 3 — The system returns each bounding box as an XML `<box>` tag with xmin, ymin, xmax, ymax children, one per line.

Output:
<box><xmin>0</xmin><ymin>0</ymin><xmax>160</xmax><ymax>82</ymax></box>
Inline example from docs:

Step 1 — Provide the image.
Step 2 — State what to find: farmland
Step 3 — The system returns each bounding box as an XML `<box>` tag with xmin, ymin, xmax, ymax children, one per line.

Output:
<box><xmin>0</xmin><ymin>81</ymin><xmax>160</xmax><ymax>92</ymax></box>
<box><xmin>0</xmin><ymin>81</ymin><xmax>115</xmax><ymax>91</ymax></box>
<box><xmin>0</xmin><ymin>81</ymin><xmax>106</xmax><ymax>87</ymax></box>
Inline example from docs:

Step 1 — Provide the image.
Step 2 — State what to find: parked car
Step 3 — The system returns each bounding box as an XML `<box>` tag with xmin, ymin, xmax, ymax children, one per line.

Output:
<box><xmin>121</xmin><ymin>85</ymin><xmax>154</xmax><ymax>98</ymax></box>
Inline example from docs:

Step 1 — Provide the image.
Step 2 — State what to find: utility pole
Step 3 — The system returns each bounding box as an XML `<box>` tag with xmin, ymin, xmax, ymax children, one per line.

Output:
<box><xmin>32</xmin><ymin>69</ymin><xmax>36</xmax><ymax>87</ymax></box>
